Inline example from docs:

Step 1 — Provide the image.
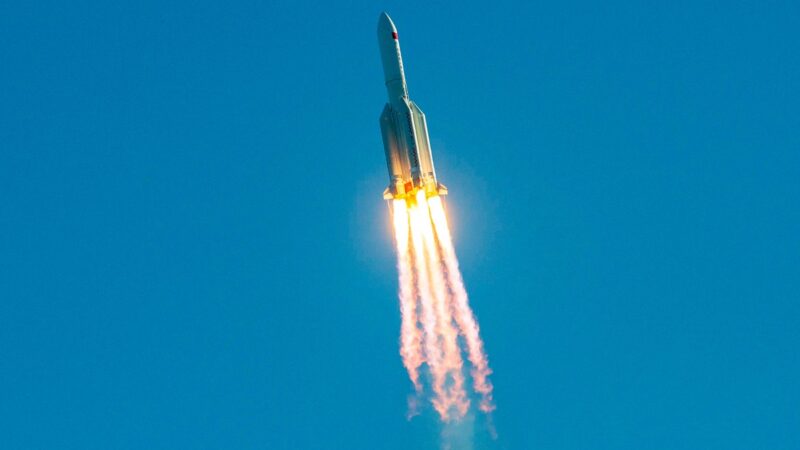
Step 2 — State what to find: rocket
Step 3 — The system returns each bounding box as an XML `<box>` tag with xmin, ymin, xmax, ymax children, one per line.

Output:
<box><xmin>377</xmin><ymin>12</ymin><xmax>447</xmax><ymax>200</ymax></box>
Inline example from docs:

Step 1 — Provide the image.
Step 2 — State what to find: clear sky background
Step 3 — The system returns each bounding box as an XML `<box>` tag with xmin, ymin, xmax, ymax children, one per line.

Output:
<box><xmin>1</xmin><ymin>1</ymin><xmax>798</xmax><ymax>449</ymax></box>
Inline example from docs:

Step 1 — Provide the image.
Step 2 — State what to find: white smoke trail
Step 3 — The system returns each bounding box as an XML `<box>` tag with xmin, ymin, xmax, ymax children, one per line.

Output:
<box><xmin>408</xmin><ymin>201</ymin><xmax>449</xmax><ymax>416</ymax></box>
<box><xmin>428</xmin><ymin>196</ymin><xmax>495</xmax><ymax>413</ymax></box>
<box><xmin>392</xmin><ymin>200</ymin><xmax>423</xmax><ymax>393</ymax></box>
<box><xmin>441</xmin><ymin>411</ymin><xmax>475</xmax><ymax>450</ymax></box>
<box><xmin>416</xmin><ymin>192</ymin><xmax>470</xmax><ymax>418</ymax></box>
<box><xmin>390</xmin><ymin>193</ymin><xmax>495</xmax><ymax>423</ymax></box>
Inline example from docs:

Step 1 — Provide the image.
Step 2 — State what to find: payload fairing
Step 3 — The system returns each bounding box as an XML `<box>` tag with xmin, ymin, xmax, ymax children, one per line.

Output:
<box><xmin>378</xmin><ymin>13</ymin><xmax>447</xmax><ymax>200</ymax></box>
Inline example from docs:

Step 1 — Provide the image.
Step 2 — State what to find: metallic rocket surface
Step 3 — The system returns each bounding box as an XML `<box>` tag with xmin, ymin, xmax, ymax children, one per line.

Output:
<box><xmin>378</xmin><ymin>12</ymin><xmax>447</xmax><ymax>200</ymax></box>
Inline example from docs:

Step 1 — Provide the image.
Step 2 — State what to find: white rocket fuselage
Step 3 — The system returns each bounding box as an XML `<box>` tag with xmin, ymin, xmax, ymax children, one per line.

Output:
<box><xmin>378</xmin><ymin>12</ymin><xmax>447</xmax><ymax>200</ymax></box>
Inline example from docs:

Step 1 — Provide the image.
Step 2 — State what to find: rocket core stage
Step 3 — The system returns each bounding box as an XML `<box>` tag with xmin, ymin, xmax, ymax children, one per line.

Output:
<box><xmin>378</xmin><ymin>12</ymin><xmax>448</xmax><ymax>200</ymax></box>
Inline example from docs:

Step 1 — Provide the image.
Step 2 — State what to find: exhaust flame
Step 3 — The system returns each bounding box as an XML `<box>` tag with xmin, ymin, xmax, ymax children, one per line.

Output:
<box><xmin>429</xmin><ymin>196</ymin><xmax>495</xmax><ymax>413</ymax></box>
<box><xmin>390</xmin><ymin>192</ymin><xmax>495</xmax><ymax>421</ymax></box>
<box><xmin>392</xmin><ymin>200</ymin><xmax>423</xmax><ymax>393</ymax></box>
<box><xmin>408</xmin><ymin>200</ymin><xmax>449</xmax><ymax>415</ymax></box>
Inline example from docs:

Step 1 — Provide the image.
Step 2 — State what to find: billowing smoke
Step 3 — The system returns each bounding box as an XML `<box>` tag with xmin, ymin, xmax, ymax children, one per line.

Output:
<box><xmin>391</xmin><ymin>191</ymin><xmax>494</xmax><ymax>422</ymax></box>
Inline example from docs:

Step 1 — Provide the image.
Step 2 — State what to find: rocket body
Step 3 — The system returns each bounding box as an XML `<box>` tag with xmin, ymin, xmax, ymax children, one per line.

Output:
<box><xmin>378</xmin><ymin>13</ymin><xmax>447</xmax><ymax>200</ymax></box>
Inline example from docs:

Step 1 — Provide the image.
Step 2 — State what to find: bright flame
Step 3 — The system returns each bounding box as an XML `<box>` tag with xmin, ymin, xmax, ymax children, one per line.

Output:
<box><xmin>408</xmin><ymin>197</ymin><xmax>449</xmax><ymax>416</ymax></box>
<box><xmin>429</xmin><ymin>196</ymin><xmax>495</xmax><ymax>413</ymax></box>
<box><xmin>392</xmin><ymin>200</ymin><xmax>423</xmax><ymax>393</ymax></box>
<box><xmin>390</xmin><ymin>191</ymin><xmax>495</xmax><ymax>421</ymax></box>
<box><xmin>417</xmin><ymin>191</ymin><xmax>470</xmax><ymax>418</ymax></box>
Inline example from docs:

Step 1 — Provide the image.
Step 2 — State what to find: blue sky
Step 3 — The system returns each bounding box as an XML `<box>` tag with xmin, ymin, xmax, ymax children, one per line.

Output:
<box><xmin>1</xmin><ymin>1</ymin><xmax>798</xmax><ymax>449</ymax></box>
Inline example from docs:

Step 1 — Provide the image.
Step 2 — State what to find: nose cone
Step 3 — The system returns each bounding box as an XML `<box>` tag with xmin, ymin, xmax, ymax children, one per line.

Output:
<box><xmin>377</xmin><ymin>12</ymin><xmax>407</xmax><ymax>100</ymax></box>
<box><xmin>377</xmin><ymin>12</ymin><xmax>397</xmax><ymax>37</ymax></box>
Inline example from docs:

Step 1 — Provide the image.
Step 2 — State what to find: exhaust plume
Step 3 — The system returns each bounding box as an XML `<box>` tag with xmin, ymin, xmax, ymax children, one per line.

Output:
<box><xmin>390</xmin><ymin>193</ymin><xmax>495</xmax><ymax>421</ymax></box>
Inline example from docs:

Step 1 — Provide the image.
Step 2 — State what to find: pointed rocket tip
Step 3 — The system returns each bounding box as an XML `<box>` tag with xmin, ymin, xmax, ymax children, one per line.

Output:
<box><xmin>377</xmin><ymin>12</ymin><xmax>396</xmax><ymax>33</ymax></box>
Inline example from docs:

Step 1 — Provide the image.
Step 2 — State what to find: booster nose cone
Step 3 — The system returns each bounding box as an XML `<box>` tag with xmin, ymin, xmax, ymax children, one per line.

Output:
<box><xmin>377</xmin><ymin>12</ymin><xmax>407</xmax><ymax>100</ymax></box>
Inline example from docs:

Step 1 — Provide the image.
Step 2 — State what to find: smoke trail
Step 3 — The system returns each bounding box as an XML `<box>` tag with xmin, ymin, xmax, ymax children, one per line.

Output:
<box><xmin>390</xmin><ymin>192</ymin><xmax>495</xmax><ymax>423</ymax></box>
<box><xmin>392</xmin><ymin>200</ymin><xmax>423</xmax><ymax>393</ymax></box>
<box><xmin>428</xmin><ymin>196</ymin><xmax>495</xmax><ymax>413</ymax></box>
<box><xmin>441</xmin><ymin>411</ymin><xmax>476</xmax><ymax>450</ymax></box>
<box><xmin>416</xmin><ymin>192</ymin><xmax>470</xmax><ymax>419</ymax></box>
<box><xmin>408</xmin><ymin>201</ymin><xmax>449</xmax><ymax>416</ymax></box>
